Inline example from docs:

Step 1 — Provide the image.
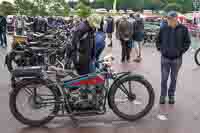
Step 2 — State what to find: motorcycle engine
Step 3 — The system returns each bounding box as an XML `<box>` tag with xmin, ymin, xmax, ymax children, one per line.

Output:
<box><xmin>68</xmin><ymin>85</ymin><xmax>105</xmax><ymax>111</ymax></box>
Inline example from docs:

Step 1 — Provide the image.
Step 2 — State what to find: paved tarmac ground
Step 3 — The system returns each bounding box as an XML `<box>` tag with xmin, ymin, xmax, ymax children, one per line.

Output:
<box><xmin>0</xmin><ymin>35</ymin><xmax>200</xmax><ymax>133</ymax></box>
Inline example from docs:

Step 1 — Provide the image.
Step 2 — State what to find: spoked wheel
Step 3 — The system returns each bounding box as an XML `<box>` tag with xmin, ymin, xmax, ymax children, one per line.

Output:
<box><xmin>108</xmin><ymin>75</ymin><xmax>155</xmax><ymax>121</ymax></box>
<box><xmin>9</xmin><ymin>80</ymin><xmax>60</xmax><ymax>126</ymax></box>
<box><xmin>195</xmin><ymin>48</ymin><xmax>200</xmax><ymax>66</ymax></box>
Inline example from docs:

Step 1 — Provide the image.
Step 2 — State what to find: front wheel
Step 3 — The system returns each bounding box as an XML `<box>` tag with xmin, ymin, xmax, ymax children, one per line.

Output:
<box><xmin>9</xmin><ymin>79</ymin><xmax>60</xmax><ymax>126</ymax></box>
<box><xmin>195</xmin><ymin>48</ymin><xmax>200</xmax><ymax>66</ymax></box>
<box><xmin>108</xmin><ymin>75</ymin><xmax>155</xmax><ymax>121</ymax></box>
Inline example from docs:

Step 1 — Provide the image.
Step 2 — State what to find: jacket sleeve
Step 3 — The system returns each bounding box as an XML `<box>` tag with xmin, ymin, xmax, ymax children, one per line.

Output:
<box><xmin>182</xmin><ymin>27</ymin><xmax>191</xmax><ymax>54</ymax></box>
<box><xmin>156</xmin><ymin>29</ymin><xmax>162</xmax><ymax>51</ymax></box>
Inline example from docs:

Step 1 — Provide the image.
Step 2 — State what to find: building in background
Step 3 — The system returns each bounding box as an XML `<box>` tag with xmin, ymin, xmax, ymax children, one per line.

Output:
<box><xmin>193</xmin><ymin>0</ymin><xmax>200</xmax><ymax>11</ymax></box>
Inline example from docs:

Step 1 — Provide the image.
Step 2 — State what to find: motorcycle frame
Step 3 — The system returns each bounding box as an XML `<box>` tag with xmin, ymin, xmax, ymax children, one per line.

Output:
<box><xmin>35</xmin><ymin>67</ymin><xmax>132</xmax><ymax>117</ymax></box>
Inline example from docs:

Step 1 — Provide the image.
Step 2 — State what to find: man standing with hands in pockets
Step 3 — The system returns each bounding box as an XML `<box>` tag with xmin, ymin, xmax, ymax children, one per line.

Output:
<box><xmin>156</xmin><ymin>11</ymin><xmax>191</xmax><ymax>104</ymax></box>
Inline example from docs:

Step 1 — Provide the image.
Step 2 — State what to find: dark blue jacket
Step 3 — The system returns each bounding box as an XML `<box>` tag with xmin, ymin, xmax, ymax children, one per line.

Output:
<box><xmin>160</xmin><ymin>20</ymin><xmax>168</xmax><ymax>29</ymax></box>
<box><xmin>106</xmin><ymin>17</ymin><xmax>114</xmax><ymax>33</ymax></box>
<box><xmin>95</xmin><ymin>31</ymin><xmax>106</xmax><ymax>51</ymax></box>
<box><xmin>156</xmin><ymin>24</ymin><xmax>191</xmax><ymax>60</ymax></box>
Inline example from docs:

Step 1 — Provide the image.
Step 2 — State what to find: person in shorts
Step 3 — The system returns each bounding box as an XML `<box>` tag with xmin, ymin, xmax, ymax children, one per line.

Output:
<box><xmin>133</xmin><ymin>13</ymin><xmax>144</xmax><ymax>62</ymax></box>
<box><xmin>105</xmin><ymin>15</ymin><xmax>114</xmax><ymax>47</ymax></box>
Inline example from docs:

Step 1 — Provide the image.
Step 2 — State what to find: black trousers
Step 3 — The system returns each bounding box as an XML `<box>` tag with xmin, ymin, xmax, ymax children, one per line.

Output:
<box><xmin>121</xmin><ymin>40</ymin><xmax>131</xmax><ymax>61</ymax></box>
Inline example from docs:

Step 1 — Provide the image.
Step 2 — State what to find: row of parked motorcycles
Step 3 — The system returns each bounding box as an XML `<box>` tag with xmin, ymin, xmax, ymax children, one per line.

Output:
<box><xmin>6</xmin><ymin>23</ymin><xmax>155</xmax><ymax>127</ymax></box>
<box><xmin>6</xmin><ymin>25</ymin><xmax>73</xmax><ymax>71</ymax></box>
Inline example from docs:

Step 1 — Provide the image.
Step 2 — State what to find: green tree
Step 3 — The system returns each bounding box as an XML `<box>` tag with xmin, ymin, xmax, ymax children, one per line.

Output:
<box><xmin>49</xmin><ymin>0</ymin><xmax>70</xmax><ymax>16</ymax></box>
<box><xmin>0</xmin><ymin>1</ymin><xmax>16</xmax><ymax>15</ymax></box>
<box><xmin>163</xmin><ymin>3</ymin><xmax>183</xmax><ymax>12</ymax></box>
<box><xmin>96</xmin><ymin>0</ymin><xmax>144</xmax><ymax>10</ymax></box>
<box><xmin>96</xmin><ymin>0</ymin><xmax>115</xmax><ymax>9</ymax></box>
<box><xmin>15</xmin><ymin>0</ymin><xmax>44</xmax><ymax>16</ymax></box>
<box><xmin>118</xmin><ymin>0</ymin><xmax>144</xmax><ymax>10</ymax></box>
<box><xmin>75</xmin><ymin>2</ymin><xmax>91</xmax><ymax>18</ymax></box>
<box><xmin>162</xmin><ymin>0</ymin><xmax>192</xmax><ymax>12</ymax></box>
<box><xmin>14</xmin><ymin>0</ymin><xmax>70</xmax><ymax>16</ymax></box>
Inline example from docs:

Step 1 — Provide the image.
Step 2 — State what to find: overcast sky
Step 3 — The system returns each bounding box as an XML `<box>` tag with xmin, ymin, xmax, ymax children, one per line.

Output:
<box><xmin>1</xmin><ymin>0</ymin><xmax>95</xmax><ymax>4</ymax></box>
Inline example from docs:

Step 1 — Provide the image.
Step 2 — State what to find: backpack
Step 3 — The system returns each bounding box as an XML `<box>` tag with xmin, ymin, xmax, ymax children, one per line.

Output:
<box><xmin>118</xmin><ymin>18</ymin><xmax>133</xmax><ymax>41</ymax></box>
<box><xmin>135</xmin><ymin>18</ymin><xmax>144</xmax><ymax>33</ymax></box>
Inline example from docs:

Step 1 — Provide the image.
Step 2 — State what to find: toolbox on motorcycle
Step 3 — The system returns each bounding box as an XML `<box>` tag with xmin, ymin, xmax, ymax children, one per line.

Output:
<box><xmin>11</xmin><ymin>66</ymin><xmax>43</xmax><ymax>78</ymax></box>
<box><xmin>12</xmin><ymin>35</ymin><xmax>27</xmax><ymax>49</ymax></box>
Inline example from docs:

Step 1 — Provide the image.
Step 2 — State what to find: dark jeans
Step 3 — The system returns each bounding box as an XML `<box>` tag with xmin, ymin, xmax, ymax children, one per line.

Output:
<box><xmin>121</xmin><ymin>40</ymin><xmax>131</xmax><ymax>61</ymax></box>
<box><xmin>161</xmin><ymin>56</ymin><xmax>182</xmax><ymax>97</ymax></box>
<box><xmin>2</xmin><ymin>32</ymin><xmax>7</xmax><ymax>47</ymax></box>
<box><xmin>96</xmin><ymin>46</ymin><xmax>105</xmax><ymax>68</ymax></box>
<box><xmin>75</xmin><ymin>61</ymin><xmax>95</xmax><ymax>75</ymax></box>
<box><xmin>0</xmin><ymin>32</ymin><xmax>3</xmax><ymax>46</ymax></box>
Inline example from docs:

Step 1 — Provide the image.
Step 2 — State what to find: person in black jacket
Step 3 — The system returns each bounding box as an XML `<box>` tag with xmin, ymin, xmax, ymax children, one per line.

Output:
<box><xmin>71</xmin><ymin>14</ymin><xmax>102</xmax><ymax>75</ymax></box>
<box><xmin>156</xmin><ymin>11</ymin><xmax>191</xmax><ymax>104</ymax></box>
<box><xmin>0</xmin><ymin>15</ymin><xmax>7</xmax><ymax>48</ymax></box>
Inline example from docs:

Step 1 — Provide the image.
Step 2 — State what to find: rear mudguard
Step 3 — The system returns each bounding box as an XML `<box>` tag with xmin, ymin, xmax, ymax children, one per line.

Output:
<box><xmin>5</xmin><ymin>51</ymin><xmax>17</xmax><ymax>65</ymax></box>
<box><xmin>5</xmin><ymin>51</ymin><xmax>15</xmax><ymax>66</ymax></box>
<box><xmin>11</xmin><ymin>78</ymin><xmax>61</xmax><ymax>96</ymax></box>
<box><xmin>5</xmin><ymin>51</ymin><xmax>18</xmax><ymax>71</ymax></box>
<box><xmin>107</xmin><ymin>73</ymin><xmax>145</xmax><ymax>108</ymax></box>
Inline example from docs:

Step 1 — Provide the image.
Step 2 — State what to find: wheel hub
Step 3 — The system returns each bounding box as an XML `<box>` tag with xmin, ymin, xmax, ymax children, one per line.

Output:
<box><xmin>128</xmin><ymin>93</ymin><xmax>136</xmax><ymax>102</ymax></box>
<box><xmin>28</xmin><ymin>95</ymin><xmax>43</xmax><ymax>110</ymax></box>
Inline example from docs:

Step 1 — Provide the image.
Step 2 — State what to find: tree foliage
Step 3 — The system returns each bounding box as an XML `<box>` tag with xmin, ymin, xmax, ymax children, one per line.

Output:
<box><xmin>49</xmin><ymin>0</ymin><xmax>70</xmax><ymax>16</ymax></box>
<box><xmin>75</xmin><ymin>1</ymin><xmax>91</xmax><ymax>18</ymax></box>
<box><xmin>14</xmin><ymin>0</ymin><xmax>70</xmax><ymax>16</ymax></box>
<box><xmin>0</xmin><ymin>1</ymin><xmax>16</xmax><ymax>16</ymax></box>
<box><xmin>144</xmin><ymin>0</ymin><xmax>192</xmax><ymax>12</ymax></box>
<box><xmin>96</xmin><ymin>0</ymin><xmax>144</xmax><ymax>10</ymax></box>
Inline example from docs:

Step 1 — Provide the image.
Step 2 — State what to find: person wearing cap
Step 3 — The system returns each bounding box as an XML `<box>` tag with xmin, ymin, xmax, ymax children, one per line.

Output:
<box><xmin>71</xmin><ymin>14</ymin><xmax>102</xmax><ymax>75</ymax></box>
<box><xmin>156</xmin><ymin>11</ymin><xmax>191</xmax><ymax>104</ymax></box>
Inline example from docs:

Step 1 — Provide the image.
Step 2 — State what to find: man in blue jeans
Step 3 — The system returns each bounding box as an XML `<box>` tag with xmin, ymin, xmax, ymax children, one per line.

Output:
<box><xmin>156</xmin><ymin>11</ymin><xmax>191</xmax><ymax>104</ymax></box>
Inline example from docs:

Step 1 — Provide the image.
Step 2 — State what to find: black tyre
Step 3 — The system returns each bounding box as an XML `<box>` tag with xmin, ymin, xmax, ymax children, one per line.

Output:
<box><xmin>9</xmin><ymin>79</ymin><xmax>60</xmax><ymax>126</ymax></box>
<box><xmin>108</xmin><ymin>75</ymin><xmax>155</xmax><ymax>121</ymax></box>
<box><xmin>195</xmin><ymin>48</ymin><xmax>200</xmax><ymax>66</ymax></box>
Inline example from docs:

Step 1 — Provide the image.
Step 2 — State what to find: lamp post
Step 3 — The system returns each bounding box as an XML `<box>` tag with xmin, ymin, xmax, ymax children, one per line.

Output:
<box><xmin>113</xmin><ymin>0</ymin><xmax>117</xmax><ymax>13</ymax></box>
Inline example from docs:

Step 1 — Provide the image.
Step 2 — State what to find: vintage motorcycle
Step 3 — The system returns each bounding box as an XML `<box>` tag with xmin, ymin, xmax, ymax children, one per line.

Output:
<box><xmin>9</xmin><ymin>56</ymin><xmax>155</xmax><ymax>126</ymax></box>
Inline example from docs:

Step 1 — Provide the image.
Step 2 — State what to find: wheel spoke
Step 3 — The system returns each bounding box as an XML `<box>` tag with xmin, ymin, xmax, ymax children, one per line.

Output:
<box><xmin>118</xmin><ymin>84</ymin><xmax>129</xmax><ymax>97</ymax></box>
<box><xmin>128</xmin><ymin>81</ymin><xmax>133</xmax><ymax>95</ymax></box>
<box><xmin>24</xmin><ymin>88</ymin><xmax>34</xmax><ymax>96</ymax></box>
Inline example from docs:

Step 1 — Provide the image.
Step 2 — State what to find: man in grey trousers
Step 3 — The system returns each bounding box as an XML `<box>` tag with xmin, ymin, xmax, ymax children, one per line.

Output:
<box><xmin>156</xmin><ymin>11</ymin><xmax>191</xmax><ymax>104</ymax></box>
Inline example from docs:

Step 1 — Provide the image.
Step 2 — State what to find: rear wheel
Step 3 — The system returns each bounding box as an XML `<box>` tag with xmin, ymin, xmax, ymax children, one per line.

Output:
<box><xmin>195</xmin><ymin>48</ymin><xmax>200</xmax><ymax>66</ymax></box>
<box><xmin>108</xmin><ymin>75</ymin><xmax>155</xmax><ymax>121</ymax></box>
<box><xmin>9</xmin><ymin>79</ymin><xmax>60</xmax><ymax>126</ymax></box>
